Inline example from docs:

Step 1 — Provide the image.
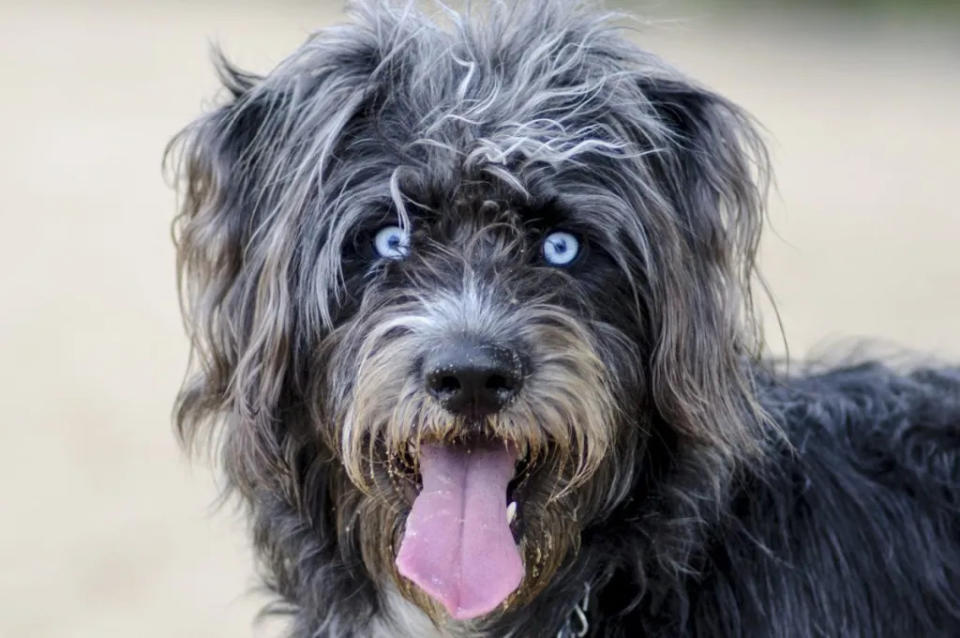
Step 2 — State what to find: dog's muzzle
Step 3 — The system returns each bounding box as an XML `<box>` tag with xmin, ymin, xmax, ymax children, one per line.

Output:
<box><xmin>396</xmin><ymin>337</ymin><xmax>527</xmax><ymax>620</ymax></box>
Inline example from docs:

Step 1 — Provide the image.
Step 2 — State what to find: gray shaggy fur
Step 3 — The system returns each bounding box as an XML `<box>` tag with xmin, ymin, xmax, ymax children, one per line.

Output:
<box><xmin>167</xmin><ymin>1</ymin><xmax>960</xmax><ymax>636</ymax></box>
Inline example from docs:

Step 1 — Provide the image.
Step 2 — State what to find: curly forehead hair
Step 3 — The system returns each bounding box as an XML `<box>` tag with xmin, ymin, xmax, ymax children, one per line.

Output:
<box><xmin>169</xmin><ymin>0</ymin><xmax>773</xmax><ymax>634</ymax></box>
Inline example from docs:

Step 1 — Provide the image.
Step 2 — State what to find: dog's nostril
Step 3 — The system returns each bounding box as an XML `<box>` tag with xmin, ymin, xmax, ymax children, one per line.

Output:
<box><xmin>486</xmin><ymin>374</ymin><xmax>511</xmax><ymax>392</ymax></box>
<box><xmin>436</xmin><ymin>375</ymin><xmax>461</xmax><ymax>395</ymax></box>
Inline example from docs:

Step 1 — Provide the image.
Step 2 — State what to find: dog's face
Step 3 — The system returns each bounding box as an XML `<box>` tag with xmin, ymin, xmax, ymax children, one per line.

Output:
<box><xmin>171</xmin><ymin>1</ymin><xmax>768</xmax><ymax>628</ymax></box>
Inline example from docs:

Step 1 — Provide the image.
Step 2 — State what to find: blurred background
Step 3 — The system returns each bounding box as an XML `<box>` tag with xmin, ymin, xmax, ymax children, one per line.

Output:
<box><xmin>1</xmin><ymin>1</ymin><xmax>957</xmax><ymax>636</ymax></box>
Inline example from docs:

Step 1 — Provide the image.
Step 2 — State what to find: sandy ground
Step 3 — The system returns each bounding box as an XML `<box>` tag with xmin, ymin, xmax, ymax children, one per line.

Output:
<box><xmin>0</xmin><ymin>2</ymin><xmax>957</xmax><ymax>636</ymax></box>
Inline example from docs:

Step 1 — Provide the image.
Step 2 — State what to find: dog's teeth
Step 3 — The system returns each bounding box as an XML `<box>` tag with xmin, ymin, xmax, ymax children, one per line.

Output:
<box><xmin>506</xmin><ymin>501</ymin><xmax>517</xmax><ymax>524</ymax></box>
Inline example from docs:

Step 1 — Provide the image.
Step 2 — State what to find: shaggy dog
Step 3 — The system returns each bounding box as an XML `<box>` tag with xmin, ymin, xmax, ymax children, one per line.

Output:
<box><xmin>168</xmin><ymin>1</ymin><xmax>960</xmax><ymax>636</ymax></box>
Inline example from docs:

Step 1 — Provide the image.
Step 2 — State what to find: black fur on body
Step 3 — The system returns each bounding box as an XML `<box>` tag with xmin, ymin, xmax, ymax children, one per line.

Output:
<box><xmin>167</xmin><ymin>1</ymin><xmax>960</xmax><ymax>636</ymax></box>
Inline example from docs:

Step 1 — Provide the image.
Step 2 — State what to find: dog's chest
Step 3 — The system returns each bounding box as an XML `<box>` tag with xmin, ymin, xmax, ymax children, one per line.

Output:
<box><xmin>370</xmin><ymin>586</ymin><xmax>454</xmax><ymax>638</ymax></box>
<box><xmin>370</xmin><ymin>585</ymin><xmax>489</xmax><ymax>638</ymax></box>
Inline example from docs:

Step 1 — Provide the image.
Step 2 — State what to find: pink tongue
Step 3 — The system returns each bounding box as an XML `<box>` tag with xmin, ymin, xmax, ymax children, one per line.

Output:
<box><xmin>396</xmin><ymin>441</ymin><xmax>523</xmax><ymax>620</ymax></box>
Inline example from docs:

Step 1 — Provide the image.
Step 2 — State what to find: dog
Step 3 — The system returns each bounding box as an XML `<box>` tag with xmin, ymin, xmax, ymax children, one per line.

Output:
<box><xmin>167</xmin><ymin>1</ymin><xmax>960</xmax><ymax>636</ymax></box>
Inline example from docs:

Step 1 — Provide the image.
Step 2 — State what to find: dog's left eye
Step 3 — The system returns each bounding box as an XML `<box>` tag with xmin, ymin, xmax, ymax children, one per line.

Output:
<box><xmin>542</xmin><ymin>231</ymin><xmax>580</xmax><ymax>266</ymax></box>
<box><xmin>373</xmin><ymin>225</ymin><xmax>410</xmax><ymax>260</ymax></box>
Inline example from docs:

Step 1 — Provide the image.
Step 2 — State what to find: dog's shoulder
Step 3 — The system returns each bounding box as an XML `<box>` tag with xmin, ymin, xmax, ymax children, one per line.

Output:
<box><xmin>688</xmin><ymin>363</ymin><xmax>960</xmax><ymax>636</ymax></box>
<box><xmin>771</xmin><ymin>362</ymin><xmax>960</xmax><ymax>489</ymax></box>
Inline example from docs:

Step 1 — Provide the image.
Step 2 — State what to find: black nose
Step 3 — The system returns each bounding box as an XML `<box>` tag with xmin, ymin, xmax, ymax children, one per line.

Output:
<box><xmin>424</xmin><ymin>341</ymin><xmax>524</xmax><ymax>417</ymax></box>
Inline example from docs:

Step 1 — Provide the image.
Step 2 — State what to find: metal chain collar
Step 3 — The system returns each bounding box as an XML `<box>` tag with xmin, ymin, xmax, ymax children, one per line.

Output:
<box><xmin>556</xmin><ymin>582</ymin><xmax>591</xmax><ymax>638</ymax></box>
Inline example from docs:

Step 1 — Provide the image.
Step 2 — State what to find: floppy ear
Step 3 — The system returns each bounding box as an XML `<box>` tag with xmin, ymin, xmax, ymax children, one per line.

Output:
<box><xmin>167</xmin><ymin>15</ymin><xmax>405</xmax><ymax>492</ymax></box>
<box><xmin>638</xmin><ymin>76</ymin><xmax>772</xmax><ymax>474</ymax></box>
<box><xmin>170</xmin><ymin>51</ymin><xmax>369</xmax><ymax>484</ymax></box>
<box><xmin>167</xmin><ymin>54</ymin><xmax>292</xmax><ymax>485</ymax></box>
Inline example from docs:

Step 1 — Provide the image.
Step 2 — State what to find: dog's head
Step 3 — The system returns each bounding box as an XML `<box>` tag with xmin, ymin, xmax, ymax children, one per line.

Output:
<box><xmin>170</xmin><ymin>0</ymin><xmax>769</xmax><ymax>629</ymax></box>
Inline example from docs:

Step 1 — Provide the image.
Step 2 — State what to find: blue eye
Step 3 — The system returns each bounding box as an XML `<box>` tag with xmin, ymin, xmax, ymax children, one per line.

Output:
<box><xmin>373</xmin><ymin>225</ymin><xmax>410</xmax><ymax>260</ymax></box>
<box><xmin>542</xmin><ymin>231</ymin><xmax>580</xmax><ymax>266</ymax></box>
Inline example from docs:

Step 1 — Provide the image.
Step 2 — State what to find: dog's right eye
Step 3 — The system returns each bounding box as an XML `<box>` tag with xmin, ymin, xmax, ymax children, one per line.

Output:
<box><xmin>373</xmin><ymin>225</ymin><xmax>410</xmax><ymax>260</ymax></box>
<box><xmin>542</xmin><ymin>231</ymin><xmax>581</xmax><ymax>266</ymax></box>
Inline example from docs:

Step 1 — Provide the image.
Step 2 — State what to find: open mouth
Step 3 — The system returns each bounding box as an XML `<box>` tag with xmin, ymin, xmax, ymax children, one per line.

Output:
<box><xmin>394</xmin><ymin>436</ymin><xmax>529</xmax><ymax>620</ymax></box>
